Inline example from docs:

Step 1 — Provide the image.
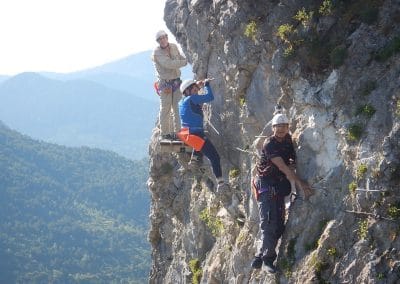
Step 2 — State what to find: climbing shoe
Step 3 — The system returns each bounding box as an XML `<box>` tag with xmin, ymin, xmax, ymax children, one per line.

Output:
<box><xmin>251</xmin><ymin>256</ymin><xmax>263</xmax><ymax>269</ymax></box>
<box><xmin>262</xmin><ymin>258</ymin><xmax>277</xmax><ymax>274</ymax></box>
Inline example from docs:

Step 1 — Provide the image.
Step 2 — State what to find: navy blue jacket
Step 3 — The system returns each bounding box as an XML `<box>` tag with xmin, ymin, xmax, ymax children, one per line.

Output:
<box><xmin>256</xmin><ymin>134</ymin><xmax>296</xmax><ymax>184</ymax></box>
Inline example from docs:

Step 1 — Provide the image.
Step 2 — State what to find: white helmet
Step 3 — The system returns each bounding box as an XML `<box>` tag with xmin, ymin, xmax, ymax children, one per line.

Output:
<box><xmin>180</xmin><ymin>79</ymin><xmax>196</xmax><ymax>94</ymax></box>
<box><xmin>271</xmin><ymin>113</ymin><xmax>289</xmax><ymax>126</ymax></box>
<box><xmin>155</xmin><ymin>30</ymin><xmax>168</xmax><ymax>41</ymax></box>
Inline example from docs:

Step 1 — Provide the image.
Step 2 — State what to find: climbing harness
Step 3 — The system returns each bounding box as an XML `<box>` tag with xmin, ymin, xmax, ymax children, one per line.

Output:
<box><xmin>176</xmin><ymin>128</ymin><xmax>205</xmax><ymax>151</ymax></box>
<box><xmin>154</xmin><ymin>82</ymin><xmax>160</xmax><ymax>96</ymax></box>
<box><xmin>157</xmin><ymin>78</ymin><xmax>182</xmax><ymax>95</ymax></box>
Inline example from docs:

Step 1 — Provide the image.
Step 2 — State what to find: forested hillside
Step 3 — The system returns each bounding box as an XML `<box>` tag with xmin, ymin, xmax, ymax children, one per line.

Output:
<box><xmin>0</xmin><ymin>122</ymin><xmax>150</xmax><ymax>283</ymax></box>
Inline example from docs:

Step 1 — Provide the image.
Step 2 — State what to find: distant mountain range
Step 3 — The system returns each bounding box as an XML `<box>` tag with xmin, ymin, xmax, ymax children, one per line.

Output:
<box><xmin>41</xmin><ymin>50</ymin><xmax>193</xmax><ymax>102</ymax></box>
<box><xmin>0</xmin><ymin>121</ymin><xmax>150</xmax><ymax>283</ymax></box>
<box><xmin>0</xmin><ymin>75</ymin><xmax>9</xmax><ymax>84</ymax></box>
<box><xmin>0</xmin><ymin>50</ymin><xmax>193</xmax><ymax>159</ymax></box>
<box><xmin>40</xmin><ymin>51</ymin><xmax>160</xmax><ymax>102</ymax></box>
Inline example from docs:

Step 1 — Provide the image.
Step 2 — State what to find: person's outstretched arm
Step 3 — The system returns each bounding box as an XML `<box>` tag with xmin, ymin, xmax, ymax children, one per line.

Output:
<box><xmin>271</xmin><ymin>157</ymin><xmax>313</xmax><ymax>199</ymax></box>
<box><xmin>190</xmin><ymin>82</ymin><xmax>214</xmax><ymax>104</ymax></box>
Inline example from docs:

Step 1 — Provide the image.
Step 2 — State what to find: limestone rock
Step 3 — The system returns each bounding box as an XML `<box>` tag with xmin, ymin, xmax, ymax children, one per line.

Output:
<box><xmin>149</xmin><ymin>0</ymin><xmax>400</xmax><ymax>283</ymax></box>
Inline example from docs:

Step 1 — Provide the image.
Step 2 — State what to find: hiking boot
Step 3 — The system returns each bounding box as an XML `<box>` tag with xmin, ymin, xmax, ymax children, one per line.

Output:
<box><xmin>188</xmin><ymin>155</ymin><xmax>203</xmax><ymax>168</ymax></box>
<box><xmin>198</xmin><ymin>165</ymin><xmax>212</xmax><ymax>176</ymax></box>
<box><xmin>251</xmin><ymin>256</ymin><xmax>263</xmax><ymax>269</ymax></box>
<box><xmin>262</xmin><ymin>258</ymin><xmax>277</xmax><ymax>274</ymax></box>
<box><xmin>170</xmin><ymin>133</ymin><xmax>180</xmax><ymax>141</ymax></box>
<box><xmin>203</xmin><ymin>177</ymin><xmax>215</xmax><ymax>191</ymax></box>
<box><xmin>161</xmin><ymin>134</ymin><xmax>173</xmax><ymax>140</ymax></box>
<box><xmin>161</xmin><ymin>133</ymin><xmax>180</xmax><ymax>140</ymax></box>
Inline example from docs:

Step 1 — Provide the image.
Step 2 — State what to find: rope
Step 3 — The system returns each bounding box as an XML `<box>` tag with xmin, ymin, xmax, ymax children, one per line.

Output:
<box><xmin>235</xmin><ymin>147</ymin><xmax>260</xmax><ymax>158</ymax></box>
<box><xmin>203</xmin><ymin>103</ymin><xmax>220</xmax><ymax>135</ymax></box>
<box><xmin>355</xmin><ymin>188</ymin><xmax>387</xmax><ymax>192</ymax></box>
<box><xmin>344</xmin><ymin>210</ymin><xmax>395</xmax><ymax>222</ymax></box>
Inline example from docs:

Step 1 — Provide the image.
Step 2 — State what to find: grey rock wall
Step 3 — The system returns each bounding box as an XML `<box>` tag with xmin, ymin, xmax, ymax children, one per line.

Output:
<box><xmin>149</xmin><ymin>0</ymin><xmax>400</xmax><ymax>283</ymax></box>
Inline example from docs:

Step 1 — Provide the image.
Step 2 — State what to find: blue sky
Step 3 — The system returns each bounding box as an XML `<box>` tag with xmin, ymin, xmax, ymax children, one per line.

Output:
<box><xmin>0</xmin><ymin>0</ymin><xmax>177</xmax><ymax>75</ymax></box>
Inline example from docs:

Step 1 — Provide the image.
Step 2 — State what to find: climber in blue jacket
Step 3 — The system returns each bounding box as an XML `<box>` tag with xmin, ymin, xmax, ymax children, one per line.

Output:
<box><xmin>177</xmin><ymin>78</ymin><xmax>243</xmax><ymax>220</ymax></box>
<box><xmin>177</xmin><ymin>78</ymin><xmax>226</xmax><ymax>186</ymax></box>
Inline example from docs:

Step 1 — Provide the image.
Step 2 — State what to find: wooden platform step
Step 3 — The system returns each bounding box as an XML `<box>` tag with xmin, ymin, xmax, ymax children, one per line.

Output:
<box><xmin>159</xmin><ymin>139</ymin><xmax>192</xmax><ymax>153</ymax></box>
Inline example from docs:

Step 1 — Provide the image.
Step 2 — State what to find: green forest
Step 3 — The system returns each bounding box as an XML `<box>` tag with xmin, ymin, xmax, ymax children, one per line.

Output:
<box><xmin>0</xmin><ymin>121</ymin><xmax>150</xmax><ymax>283</ymax></box>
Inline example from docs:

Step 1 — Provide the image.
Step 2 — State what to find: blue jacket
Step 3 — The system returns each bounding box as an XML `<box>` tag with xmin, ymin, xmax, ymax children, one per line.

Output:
<box><xmin>179</xmin><ymin>83</ymin><xmax>214</xmax><ymax>133</ymax></box>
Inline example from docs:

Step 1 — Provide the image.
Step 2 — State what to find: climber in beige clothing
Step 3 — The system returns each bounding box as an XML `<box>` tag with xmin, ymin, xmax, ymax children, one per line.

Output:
<box><xmin>152</xmin><ymin>30</ymin><xmax>187</xmax><ymax>140</ymax></box>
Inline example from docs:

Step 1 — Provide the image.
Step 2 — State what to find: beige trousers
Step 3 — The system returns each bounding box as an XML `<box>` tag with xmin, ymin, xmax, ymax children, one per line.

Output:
<box><xmin>159</xmin><ymin>88</ymin><xmax>182</xmax><ymax>135</ymax></box>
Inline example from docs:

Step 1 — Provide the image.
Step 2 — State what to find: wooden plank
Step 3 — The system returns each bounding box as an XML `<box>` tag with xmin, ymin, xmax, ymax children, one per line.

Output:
<box><xmin>159</xmin><ymin>139</ymin><xmax>186</xmax><ymax>145</ymax></box>
<box><xmin>159</xmin><ymin>140</ymin><xmax>192</xmax><ymax>153</ymax></box>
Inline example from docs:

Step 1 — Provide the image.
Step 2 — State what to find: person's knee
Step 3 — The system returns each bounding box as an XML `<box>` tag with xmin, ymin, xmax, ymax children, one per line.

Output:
<box><xmin>260</xmin><ymin>219</ymin><xmax>273</xmax><ymax>231</ymax></box>
<box><xmin>207</xmin><ymin>146</ymin><xmax>220</xmax><ymax>161</ymax></box>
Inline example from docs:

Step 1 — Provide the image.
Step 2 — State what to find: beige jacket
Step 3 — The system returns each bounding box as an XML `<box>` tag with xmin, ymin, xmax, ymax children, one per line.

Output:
<box><xmin>152</xmin><ymin>43</ymin><xmax>187</xmax><ymax>81</ymax></box>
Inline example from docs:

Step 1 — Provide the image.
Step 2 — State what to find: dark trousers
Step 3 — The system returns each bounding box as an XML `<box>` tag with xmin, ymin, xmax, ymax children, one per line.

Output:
<box><xmin>192</xmin><ymin>132</ymin><xmax>222</xmax><ymax>179</ymax></box>
<box><xmin>256</xmin><ymin>190</ymin><xmax>285</xmax><ymax>261</ymax></box>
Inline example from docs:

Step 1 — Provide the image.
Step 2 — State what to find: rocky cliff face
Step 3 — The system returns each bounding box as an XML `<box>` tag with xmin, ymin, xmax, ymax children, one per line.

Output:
<box><xmin>148</xmin><ymin>0</ymin><xmax>400</xmax><ymax>283</ymax></box>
